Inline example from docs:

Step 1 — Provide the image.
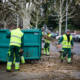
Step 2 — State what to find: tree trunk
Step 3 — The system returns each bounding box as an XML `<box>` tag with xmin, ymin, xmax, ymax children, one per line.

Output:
<box><xmin>22</xmin><ymin>13</ymin><xmax>31</xmax><ymax>29</ymax></box>
<box><xmin>21</xmin><ymin>2</ymin><xmax>34</xmax><ymax>29</ymax></box>
<box><xmin>3</xmin><ymin>21</ymin><xmax>7</xmax><ymax>29</ymax></box>
<box><xmin>59</xmin><ymin>0</ymin><xmax>62</xmax><ymax>36</ymax></box>
<box><xmin>59</xmin><ymin>18</ymin><xmax>62</xmax><ymax>36</ymax></box>
<box><xmin>36</xmin><ymin>11</ymin><xmax>39</xmax><ymax>29</ymax></box>
<box><xmin>17</xmin><ymin>15</ymin><xmax>19</xmax><ymax>28</ymax></box>
<box><xmin>65</xmin><ymin>0</ymin><xmax>68</xmax><ymax>32</ymax></box>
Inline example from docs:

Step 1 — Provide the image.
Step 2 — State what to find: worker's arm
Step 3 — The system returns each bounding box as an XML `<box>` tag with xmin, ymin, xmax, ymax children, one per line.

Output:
<box><xmin>19</xmin><ymin>34</ymin><xmax>24</xmax><ymax>56</ymax></box>
<box><xmin>57</xmin><ymin>36</ymin><xmax>63</xmax><ymax>48</ymax></box>
<box><xmin>21</xmin><ymin>35</ymin><xmax>24</xmax><ymax>48</ymax></box>
<box><xmin>6</xmin><ymin>31</ymin><xmax>11</xmax><ymax>38</ymax></box>
<box><xmin>71</xmin><ymin>38</ymin><xmax>74</xmax><ymax>47</ymax></box>
<box><xmin>45</xmin><ymin>34</ymin><xmax>53</xmax><ymax>40</ymax></box>
<box><xmin>58</xmin><ymin>36</ymin><xmax>63</xmax><ymax>44</ymax></box>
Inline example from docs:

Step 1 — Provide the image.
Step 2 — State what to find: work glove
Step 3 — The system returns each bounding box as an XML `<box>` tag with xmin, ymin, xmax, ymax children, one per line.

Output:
<box><xmin>19</xmin><ymin>48</ymin><xmax>24</xmax><ymax>56</ymax></box>
<box><xmin>57</xmin><ymin>44</ymin><xmax>62</xmax><ymax>48</ymax></box>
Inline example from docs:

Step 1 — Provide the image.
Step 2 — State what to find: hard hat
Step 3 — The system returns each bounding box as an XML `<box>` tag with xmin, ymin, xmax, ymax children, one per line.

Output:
<box><xmin>66</xmin><ymin>29</ymin><xmax>70</xmax><ymax>33</ymax></box>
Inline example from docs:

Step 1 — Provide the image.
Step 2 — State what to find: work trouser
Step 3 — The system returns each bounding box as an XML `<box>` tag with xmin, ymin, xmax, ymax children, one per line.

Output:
<box><xmin>7</xmin><ymin>46</ymin><xmax>20</xmax><ymax>70</ymax></box>
<box><xmin>8</xmin><ymin>46</ymin><xmax>20</xmax><ymax>62</ymax></box>
<box><xmin>61</xmin><ymin>48</ymin><xmax>72</xmax><ymax>63</ymax></box>
<box><xmin>8</xmin><ymin>49</ymin><xmax>25</xmax><ymax>64</ymax></box>
<box><xmin>44</xmin><ymin>42</ymin><xmax>50</xmax><ymax>55</ymax></box>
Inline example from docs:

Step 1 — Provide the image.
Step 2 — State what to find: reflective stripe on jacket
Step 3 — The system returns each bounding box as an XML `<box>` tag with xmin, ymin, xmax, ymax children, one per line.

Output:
<box><xmin>10</xmin><ymin>28</ymin><xmax>23</xmax><ymax>47</ymax></box>
<box><xmin>45</xmin><ymin>34</ymin><xmax>52</xmax><ymax>43</ymax></box>
<box><xmin>62</xmin><ymin>34</ymin><xmax>72</xmax><ymax>48</ymax></box>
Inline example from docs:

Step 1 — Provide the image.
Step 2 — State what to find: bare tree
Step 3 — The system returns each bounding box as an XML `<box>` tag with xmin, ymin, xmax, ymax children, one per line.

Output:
<box><xmin>76</xmin><ymin>0</ymin><xmax>80</xmax><ymax>5</ymax></box>
<box><xmin>0</xmin><ymin>0</ymin><xmax>46</xmax><ymax>29</ymax></box>
<box><xmin>51</xmin><ymin>0</ymin><xmax>76</xmax><ymax>35</ymax></box>
<box><xmin>0</xmin><ymin>1</ymin><xmax>17</xmax><ymax>29</ymax></box>
<box><xmin>0</xmin><ymin>0</ymin><xmax>78</xmax><ymax>30</ymax></box>
<box><xmin>30</xmin><ymin>0</ymin><xmax>43</xmax><ymax>28</ymax></box>
<box><xmin>6</xmin><ymin>0</ymin><xmax>35</xmax><ymax>29</ymax></box>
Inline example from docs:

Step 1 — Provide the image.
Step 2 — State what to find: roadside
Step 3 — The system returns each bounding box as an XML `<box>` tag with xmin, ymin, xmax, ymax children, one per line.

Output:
<box><xmin>0</xmin><ymin>42</ymin><xmax>80</xmax><ymax>80</ymax></box>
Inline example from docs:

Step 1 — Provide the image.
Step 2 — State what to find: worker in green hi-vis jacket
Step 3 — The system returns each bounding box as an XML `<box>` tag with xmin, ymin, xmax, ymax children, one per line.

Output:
<box><xmin>43</xmin><ymin>31</ymin><xmax>52</xmax><ymax>56</ymax></box>
<box><xmin>57</xmin><ymin>29</ymin><xmax>74</xmax><ymax>63</ymax></box>
<box><xmin>6</xmin><ymin>25</ymin><xmax>25</xmax><ymax>72</ymax></box>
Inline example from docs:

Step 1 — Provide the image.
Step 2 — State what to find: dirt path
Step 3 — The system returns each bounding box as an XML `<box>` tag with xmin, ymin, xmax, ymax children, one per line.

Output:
<box><xmin>0</xmin><ymin>42</ymin><xmax>80</xmax><ymax>80</ymax></box>
<box><xmin>0</xmin><ymin>53</ymin><xmax>80</xmax><ymax>80</ymax></box>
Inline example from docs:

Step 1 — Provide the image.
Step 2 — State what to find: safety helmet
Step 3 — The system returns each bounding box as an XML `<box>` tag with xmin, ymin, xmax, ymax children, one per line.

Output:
<box><xmin>66</xmin><ymin>29</ymin><xmax>70</xmax><ymax>33</ymax></box>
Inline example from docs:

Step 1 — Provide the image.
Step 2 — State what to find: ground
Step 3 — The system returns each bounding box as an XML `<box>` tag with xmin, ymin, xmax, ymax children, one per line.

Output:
<box><xmin>0</xmin><ymin>42</ymin><xmax>80</xmax><ymax>80</ymax></box>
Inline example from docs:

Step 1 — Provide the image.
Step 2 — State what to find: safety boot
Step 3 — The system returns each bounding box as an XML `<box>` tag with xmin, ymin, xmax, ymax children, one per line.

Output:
<box><xmin>15</xmin><ymin>62</ymin><xmax>20</xmax><ymax>71</ymax></box>
<box><xmin>6</xmin><ymin>62</ymin><xmax>12</xmax><ymax>72</ymax></box>
<box><xmin>67</xmin><ymin>58</ymin><xmax>71</xmax><ymax>64</ymax></box>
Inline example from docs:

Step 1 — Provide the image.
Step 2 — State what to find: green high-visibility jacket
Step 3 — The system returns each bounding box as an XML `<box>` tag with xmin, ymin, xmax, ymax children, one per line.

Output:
<box><xmin>58</xmin><ymin>34</ymin><xmax>73</xmax><ymax>48</ymax></box>
<box><xmin>45</xmin><ymin>33</ymin><xmax>52</xmax><ymax>43</ymax></box>
<box><xmin>10</xmin><ymin>28</ymin><xmax>24</xmax><ymax>47</ymax></box>
<box><xmin>62</xmin><ymin>34</ymin><xmax>72</xmax><ymax>48</ymax></box>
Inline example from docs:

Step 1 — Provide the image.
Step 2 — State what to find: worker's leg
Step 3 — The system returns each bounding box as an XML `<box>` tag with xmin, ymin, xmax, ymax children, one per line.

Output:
<box><xmin>60</xmin><ymin>49</ymin><xmax>64</xmax><ymax>60</ymax></box>
<box><xmin>7</xmin><ymin>46</ymin><xmax>14</xmax><ymax>71</ymax></box>
<box><xmin>67</xmin><ymin>48</ymin><xmax>72</xmax><ymax>63</ymax></box>
<box><xmin>46</xmin><ymin>43</ymin><xmax>50</xmax><ymax>56</ymax></box>
<box><xmin>13</xmin><ymin>54</ymin><xmax>25</xmax><ymax>64</ymax></box>
<box><xmin>13</xmin><ymin>53</ymin><xmax>16</xmax><ymax>64</ymax></box>
<box><xmin>44</xmin><ymin>43</ymin><xmax>47</xmax><ymax>55</ymax></box>
<box><xmin>14</xmin><ymin>46</ymin><xmax>20</xmax><ymax>71</ymax></box>
<box><xmin>63</xmin><ymin>48</ymin><xmax>67</xmax><ymax>57</ymax></box>
<box><xmin>61</xmin><ymin>48</ymin><xmax>67</xmax><ymax>62</ymax></box>
<box><xmin>8</xmin><ymin>49</ymin><xmax>10</xmax><ymax>57</ymax></box>
<box><xmin>6</xmin><ymin>62</ymin><xmax>12</xmax><ymax>72</ymax></box>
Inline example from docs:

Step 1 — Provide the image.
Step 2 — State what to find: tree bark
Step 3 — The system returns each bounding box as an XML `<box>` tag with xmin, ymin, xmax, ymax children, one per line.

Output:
<box><xmin>59</xmin><ymin>0</ymin><xmax>62</xmax><ymax>36</ymax></box>
<box><xmin>36</xmin><ymin>11</ymin><xmax>39</xmax><ymax>28</ymax></box>
<box><xmin>22</xmin><ymin>15</ymin><xmax>31</xmax><ymax>29</ymax></box>
<box><xmin>3</xmin><ymin>21</ymin><xmax>7</xmax><ymax>29</ymax></box>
